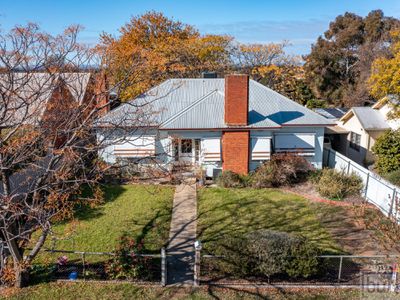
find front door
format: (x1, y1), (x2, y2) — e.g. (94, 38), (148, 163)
(180, 139), (193, 163)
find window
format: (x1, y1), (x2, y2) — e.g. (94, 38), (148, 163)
(181, 139), (192, 154)
(349, 132), (361, 151)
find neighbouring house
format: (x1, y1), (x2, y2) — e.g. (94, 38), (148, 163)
(0, 71), (108, 195)
(316, 96), (400, 166)
(0, 72), (108, 129)
(96, 74), (333, 177)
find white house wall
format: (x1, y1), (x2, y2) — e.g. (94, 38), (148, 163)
(340, 116), (369, 165)
(271, 127), (324, 169)
(98, 127), (325, 172)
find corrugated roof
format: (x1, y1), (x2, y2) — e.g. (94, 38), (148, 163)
(0, 72), (91, 127)
(98, 78), (333, 129)
(352, 107), (390, 130)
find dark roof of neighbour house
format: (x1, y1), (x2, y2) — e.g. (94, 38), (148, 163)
(341, 107), (390, 131)
(98, 79), (334, 129)
(314, 108), (349, 120)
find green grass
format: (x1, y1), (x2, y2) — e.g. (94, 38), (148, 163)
(197, 187), (341, 254)
(3, 282), (365, 300)
(36, 184), (174, 263)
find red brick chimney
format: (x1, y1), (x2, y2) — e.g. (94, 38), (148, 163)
(222, 74), (250, 174)
(94, 72), (109, 117)
(224, 74), (249, 126)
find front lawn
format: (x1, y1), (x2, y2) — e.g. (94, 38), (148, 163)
(36, 184), (174, 263)
(197, 187), (341, 254)
(2, 282), (364, 300)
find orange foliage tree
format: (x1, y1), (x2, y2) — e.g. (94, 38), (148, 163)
(100, 12), (233, 100)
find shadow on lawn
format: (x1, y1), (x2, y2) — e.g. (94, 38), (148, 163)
(197, 188), (343, 255)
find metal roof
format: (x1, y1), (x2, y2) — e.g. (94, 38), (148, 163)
(0, 72), (91, 127)
(98, 78), (334, 129)
(351, 107), (390, 131)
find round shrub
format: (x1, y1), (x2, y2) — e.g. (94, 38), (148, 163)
(216, 171), (247, 188)
(251, 154), (313, 188)
(213, 230), (321, 280)
(316, 168), (363, 200)
(246, 230), (321, 279)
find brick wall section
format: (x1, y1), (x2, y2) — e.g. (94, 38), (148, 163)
(94, 72), (109, 117)
(224, 74), (249, 125)
(222, 131), (249, 174)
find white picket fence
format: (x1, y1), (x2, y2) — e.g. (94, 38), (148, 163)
(323, 147), (399, 222)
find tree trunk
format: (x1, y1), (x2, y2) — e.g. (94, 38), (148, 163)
(14, 265), (30, 288)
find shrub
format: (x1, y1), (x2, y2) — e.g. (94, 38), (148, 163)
(216, 171), (248, 188)
(316, 168), (363, 200)
(384, 169), (400, 187)
(105, 233), (152, 280)
(372, 129), (400, 174)
(214, 230), (321, 280)
(246, 230), (321, 279)
(251, 154), (313, 188)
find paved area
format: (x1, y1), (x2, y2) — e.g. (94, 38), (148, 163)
(166, 183), (197, 285)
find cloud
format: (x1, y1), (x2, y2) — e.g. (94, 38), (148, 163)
(198, 19), (329, 54)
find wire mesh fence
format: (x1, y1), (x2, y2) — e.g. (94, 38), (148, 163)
(25, 248), (166, 284)
(199, 254), (400, 287)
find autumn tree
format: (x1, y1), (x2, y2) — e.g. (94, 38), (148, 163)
(100, 12), (233, 100)
(305, 10), (400, 106)
(232, 41), (292, 80)
(369, 30), (400, 119)
(0, 24), (154, 287)
(256, 65), (315, 105)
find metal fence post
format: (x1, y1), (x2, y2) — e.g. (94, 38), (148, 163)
(364, 173), (370, 199)
(389, 188), (397, 218)
(347, 160), (351, 174)
(161, 247), (166, 286)
(194, 248), (201, 286)
(338, 256), (343, 282)
(82, 252), (86, 280)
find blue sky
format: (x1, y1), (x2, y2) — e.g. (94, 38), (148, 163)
(1, 0), (399, 54)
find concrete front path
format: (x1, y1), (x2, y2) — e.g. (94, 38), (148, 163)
(166, 183), (197, 285)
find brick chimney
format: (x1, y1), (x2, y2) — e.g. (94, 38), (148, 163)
(94, 72), (109, 117)
(222, 74), (250, 174)
(224, 74), (249, 126)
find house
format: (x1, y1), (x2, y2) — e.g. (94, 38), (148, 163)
(0, 72), (107, 129)
(316, 96), (399, 166)
(0, 71), (107, 196)
(96, 74), (333, 176)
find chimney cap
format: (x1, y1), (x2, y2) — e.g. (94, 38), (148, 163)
(202, 71), (217, 79)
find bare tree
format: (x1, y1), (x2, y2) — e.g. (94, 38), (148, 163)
(232, 41), (298, 81)
(0, 24), (157, 287)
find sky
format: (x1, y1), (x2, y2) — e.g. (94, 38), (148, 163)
(1, 0), (400, 55)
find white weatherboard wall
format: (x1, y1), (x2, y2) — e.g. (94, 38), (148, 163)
(324, 147), (400, 223)
(250, 131), (273, 170)
(274, 127), (324, 169)
(201, 137), (221, 177)
(96, 129), (158, 164)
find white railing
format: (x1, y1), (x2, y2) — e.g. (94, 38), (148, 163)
(323, 147), (399, 222)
